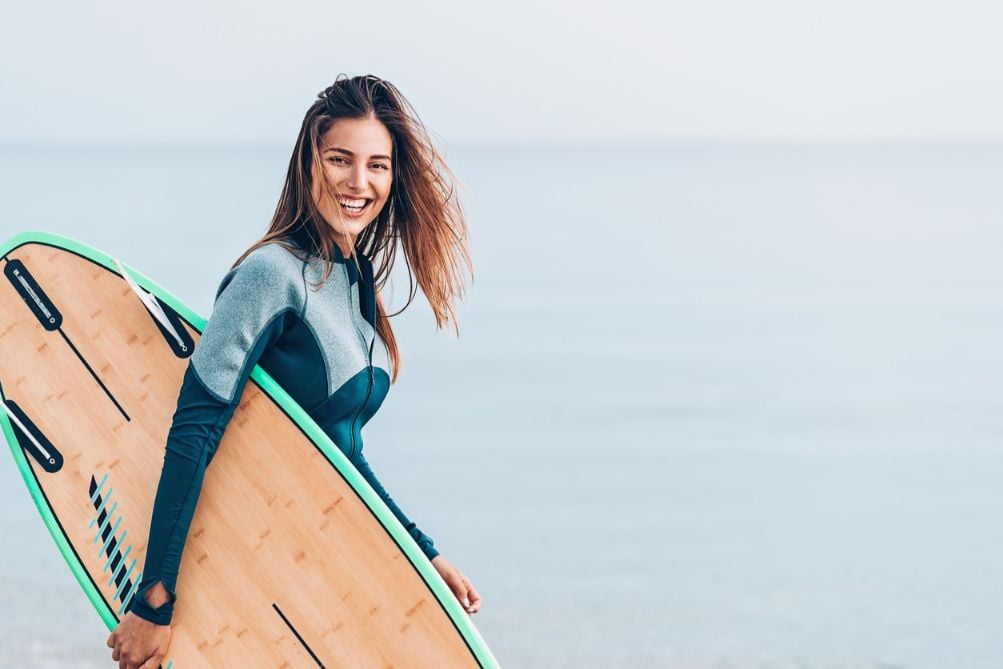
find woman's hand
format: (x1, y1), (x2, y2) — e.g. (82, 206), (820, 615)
(106, 612), (171, 669)
(431, 555), (482, 615)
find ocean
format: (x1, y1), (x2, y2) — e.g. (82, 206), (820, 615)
(0, 141), (1001, 668)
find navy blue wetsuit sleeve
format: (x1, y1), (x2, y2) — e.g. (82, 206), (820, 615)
(350, 450), (439, 561)
(127, 367), (236, 624)
(127, 251), (305, 625)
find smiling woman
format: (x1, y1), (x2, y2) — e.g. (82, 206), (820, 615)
(102, 74), (484, 669)
(313, 118), (395, 251)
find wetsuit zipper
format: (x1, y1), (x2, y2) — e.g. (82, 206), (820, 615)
(349, 340), (375, 459)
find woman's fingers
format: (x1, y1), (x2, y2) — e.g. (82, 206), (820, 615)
(111, 637), (141, 669)
(122, 649), (151, 669)
(449, 570), (469, 605)
(465, 581), (482, 614)
(458, 572), (482, 614)
(431, 557), (483, 615)
(107, 611), (172, 669)
(139, 654), (164, 669)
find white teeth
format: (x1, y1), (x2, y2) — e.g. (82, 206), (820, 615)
(338, 197), (367, 208)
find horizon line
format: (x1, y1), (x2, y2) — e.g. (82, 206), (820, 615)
(4, 136), (1003, 150)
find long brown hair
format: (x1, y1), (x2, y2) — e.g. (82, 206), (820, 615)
(234, 74), (471, 383)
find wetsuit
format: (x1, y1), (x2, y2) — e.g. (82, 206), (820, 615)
(127, 242), (438, 625)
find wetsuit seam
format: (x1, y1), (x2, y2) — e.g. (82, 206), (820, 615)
(223, 306), (300, 404)
(299, 317), (332, 404)
(188, 362), (229, 405)
(299, 262), (333, 399)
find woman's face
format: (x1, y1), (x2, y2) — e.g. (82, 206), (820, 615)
(312, 116), (394, 248)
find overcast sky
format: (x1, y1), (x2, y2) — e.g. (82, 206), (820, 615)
(3, 0), (1002, 144)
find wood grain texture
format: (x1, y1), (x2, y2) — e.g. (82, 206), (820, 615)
(0, 244), (480, 668)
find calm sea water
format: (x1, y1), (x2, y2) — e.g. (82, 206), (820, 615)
(0, 142), (1002, 668)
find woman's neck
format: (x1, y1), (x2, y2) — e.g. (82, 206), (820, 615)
(333, 240), (355, 261)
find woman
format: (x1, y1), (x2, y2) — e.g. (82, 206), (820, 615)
(107, 74), (481, 669)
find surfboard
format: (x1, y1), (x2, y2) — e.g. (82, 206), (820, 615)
(0, 231), (499, 668)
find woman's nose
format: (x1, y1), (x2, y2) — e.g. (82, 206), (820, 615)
(344, 164), (367, 191)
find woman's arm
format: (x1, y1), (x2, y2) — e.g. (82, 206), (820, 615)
(349, 451), (482, 615)
(129, 248), (306, 624)
(349, 448), (439, 560)
(108, 247), (306, 668)
(125, 365), (240, 623)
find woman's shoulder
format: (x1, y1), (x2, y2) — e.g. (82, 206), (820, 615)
(237, 241), (308, 276)
(215, 241), (307, 306)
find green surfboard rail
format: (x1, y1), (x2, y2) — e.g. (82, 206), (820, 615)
(0, 230), (499, 669)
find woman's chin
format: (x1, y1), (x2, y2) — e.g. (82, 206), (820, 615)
(326, 218), (374, 239)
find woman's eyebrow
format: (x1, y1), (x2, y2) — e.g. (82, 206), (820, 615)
(323, 146), (392, 161)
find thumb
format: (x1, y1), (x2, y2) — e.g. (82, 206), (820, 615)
(106, 631), (116, 648)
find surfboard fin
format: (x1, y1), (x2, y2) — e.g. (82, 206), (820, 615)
(3, 399), (63, 473)
(3, 259), (62, 331)
(113, 259), (194, 359)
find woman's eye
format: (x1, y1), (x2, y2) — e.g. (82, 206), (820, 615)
(372, 163), (389, 170)
(329, 156), (347, 164)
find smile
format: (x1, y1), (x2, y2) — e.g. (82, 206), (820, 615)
(337, 197), (371, 215)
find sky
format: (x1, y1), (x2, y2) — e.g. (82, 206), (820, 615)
(2, 0), (1003, 144)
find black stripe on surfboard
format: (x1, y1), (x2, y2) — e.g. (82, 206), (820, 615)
(88, 476), (137, 598)
(17, 438), (120, 622)
(56, 328), (130, 422)
(272, 603), (326, 668)
(6, 239), (485, 666)
(17, 449), (173, 669)
(12, 404), (174, 667)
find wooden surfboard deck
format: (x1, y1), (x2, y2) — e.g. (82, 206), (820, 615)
(0, 232), (498, 668)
